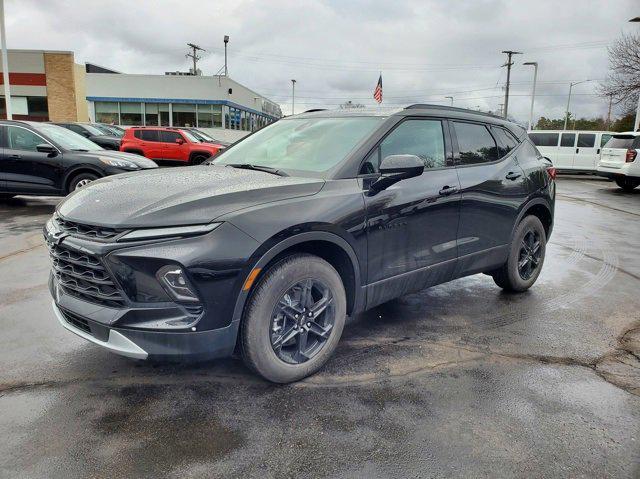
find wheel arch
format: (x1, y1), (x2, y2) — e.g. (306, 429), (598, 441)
(515, 198), (553, 240)
(231, 231), (364, 326)
(189, 150), (212, 162)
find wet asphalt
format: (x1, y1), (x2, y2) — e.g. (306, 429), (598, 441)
(0, 176), (639, 478)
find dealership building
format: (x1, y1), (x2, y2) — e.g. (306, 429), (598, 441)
(0, 49), (282, 140)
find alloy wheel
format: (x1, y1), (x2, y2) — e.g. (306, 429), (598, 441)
(270, 278), (335, 364)
(518, 230), (542, 280)
(75, 179), (93, 189)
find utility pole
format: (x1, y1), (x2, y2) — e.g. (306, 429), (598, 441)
(186, 43), (205, 75)
(523, 61), (538, 131)
(223, 35), (229, 76)
(445, 96), (453, 106)
(0, 0), (11, 120)
(501, 50), (522, 119)
(291, 79), (296, 115)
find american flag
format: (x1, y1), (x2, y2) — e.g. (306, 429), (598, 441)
(373, 74), (383, 103)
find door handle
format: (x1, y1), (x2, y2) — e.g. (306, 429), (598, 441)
(575, 148), (579, 154)
(596, 148), (600, 155)
(505, 171), (521, 180)
(438, 185), (458, 196)
(9, 154), (22, 159)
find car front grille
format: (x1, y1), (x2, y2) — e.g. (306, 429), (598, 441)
(48, 242), (126, 308)
(54, 215), (122, 241)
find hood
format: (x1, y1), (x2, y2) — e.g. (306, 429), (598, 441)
(77, 150), (158, 169)
(57, 165), (324, 228)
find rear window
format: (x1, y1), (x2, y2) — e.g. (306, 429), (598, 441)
(528, 133), (558, 147)
(577, 133), (595, 148)
(453, 122), (499, 165)
(604, 135), (637, 149)
(560, 133), (575, 147)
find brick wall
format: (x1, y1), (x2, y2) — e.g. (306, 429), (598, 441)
(43, 52), (78, 122)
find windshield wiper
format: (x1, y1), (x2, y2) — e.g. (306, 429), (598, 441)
(226, 163), (289, 177)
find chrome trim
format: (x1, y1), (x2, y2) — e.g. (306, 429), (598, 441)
(52, 301), (148, 359)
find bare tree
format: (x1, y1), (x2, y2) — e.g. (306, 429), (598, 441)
(598, 34), (640, 110)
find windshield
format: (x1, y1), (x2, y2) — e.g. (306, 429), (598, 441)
(181, 130), (200, 142)
(215, 117), (384, 175)
(82, 124), (105, 136)
(193, 129), (215, 141)
(35, 123), (103, 151)
(94, 124), (123, 137)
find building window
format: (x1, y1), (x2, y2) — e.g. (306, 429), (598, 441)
(27, 97), (48, 120)
(172, 103), (196, 127)
(213, 105), (222, 128)
(95, 101), (119, 124)
(144, 103), (159, 126)
(159, 104), (170, 126)
(197, 104), (213, 127)
(120, 102), (142, 125)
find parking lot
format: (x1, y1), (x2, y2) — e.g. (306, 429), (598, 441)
(0, 176), (638, 478)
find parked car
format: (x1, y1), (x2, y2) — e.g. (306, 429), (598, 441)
(178, 127), (231, 147)
(92, 123), (124, 138)
(596, 132), (640, 191)
(0, 120), (157, 199)
(528, 130), (614, 173)
(120, 127), (224, 164)
(54, 122), (122, 150)
(45, 105), (555, 383)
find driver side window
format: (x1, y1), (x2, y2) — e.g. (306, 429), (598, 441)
(6, 126), (45, 152)
(360, 119), (446, 174)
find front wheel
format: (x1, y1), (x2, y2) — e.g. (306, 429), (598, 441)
(240, 253), (346, 383)
(491, 215), (546, 292)
(68, 173), (98, 193)
(615, 177), (640, 192)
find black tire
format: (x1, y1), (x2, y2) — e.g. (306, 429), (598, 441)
(124, 149), (144, 156)
(614, 178), (640, 192)
(491, 215), (546, 292)
(240, 253), (347, 383)
(189, 154), (210, 165)
(67, 173), (99, 193)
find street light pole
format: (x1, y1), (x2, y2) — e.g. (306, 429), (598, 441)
(523, 61), (538, 131)
(445, 96), (453, 106)
(0, 0), (11, 120)
(563, 79), (592, 130)
(223, 35), (229, 76)
(291, 79), (296, 115)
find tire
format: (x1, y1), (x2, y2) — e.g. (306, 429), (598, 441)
(190, 154), (209, 165)
(240, 253), (347, 383)
(68, 173), (98, 193)
(491, 215), (546, 292)
(124, 149), (144, 156)
(614, 178), (640, 192)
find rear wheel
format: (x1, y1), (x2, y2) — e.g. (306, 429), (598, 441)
(189, 154), (209, 165)
(240, 253), (346, 383)
(491, 215), (546, 292)
(614, 177), (640, 192)
(68, 173), (98, 193)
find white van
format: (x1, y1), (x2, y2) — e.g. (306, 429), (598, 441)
(528, 130), (615, 173)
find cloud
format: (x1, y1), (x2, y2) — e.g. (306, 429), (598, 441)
(6, 0), (638, 123)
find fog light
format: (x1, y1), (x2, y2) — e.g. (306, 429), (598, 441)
(156, 265), (200, 303)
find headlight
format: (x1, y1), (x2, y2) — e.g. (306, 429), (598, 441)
(118, 222), (221, 242)
(99, 157), (139, 169)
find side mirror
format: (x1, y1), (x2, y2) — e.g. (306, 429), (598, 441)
(370, 154), (424, 192)
(175, 138), (185, 145)
(36, 143), (58, 156)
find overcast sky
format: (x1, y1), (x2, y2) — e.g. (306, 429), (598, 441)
(7, 0), (639, 124)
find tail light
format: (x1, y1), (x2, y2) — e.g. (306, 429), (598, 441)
(626, 149), (637, 163)
(546, 167), (557, 180)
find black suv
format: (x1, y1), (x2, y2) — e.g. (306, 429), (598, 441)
(0, 120), (157, 198)
(54, 122), (121, 150)
(45, 105), (555, 383)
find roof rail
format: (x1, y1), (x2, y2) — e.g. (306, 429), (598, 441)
(303, 109), (327, 113)
(404, 104), (503, 120)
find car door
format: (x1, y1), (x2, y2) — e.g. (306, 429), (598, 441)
(160, 130), (188, 161)
(2, 125), (62, 193)
(138, 129), (163, 160)
(573, 132), (597, 171)
(451, 121), (529, 275)
(362, 118), (461, 307)
(556, 132), (576, 169)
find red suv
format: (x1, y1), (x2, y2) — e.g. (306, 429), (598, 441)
(120, 127), (225, 164)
